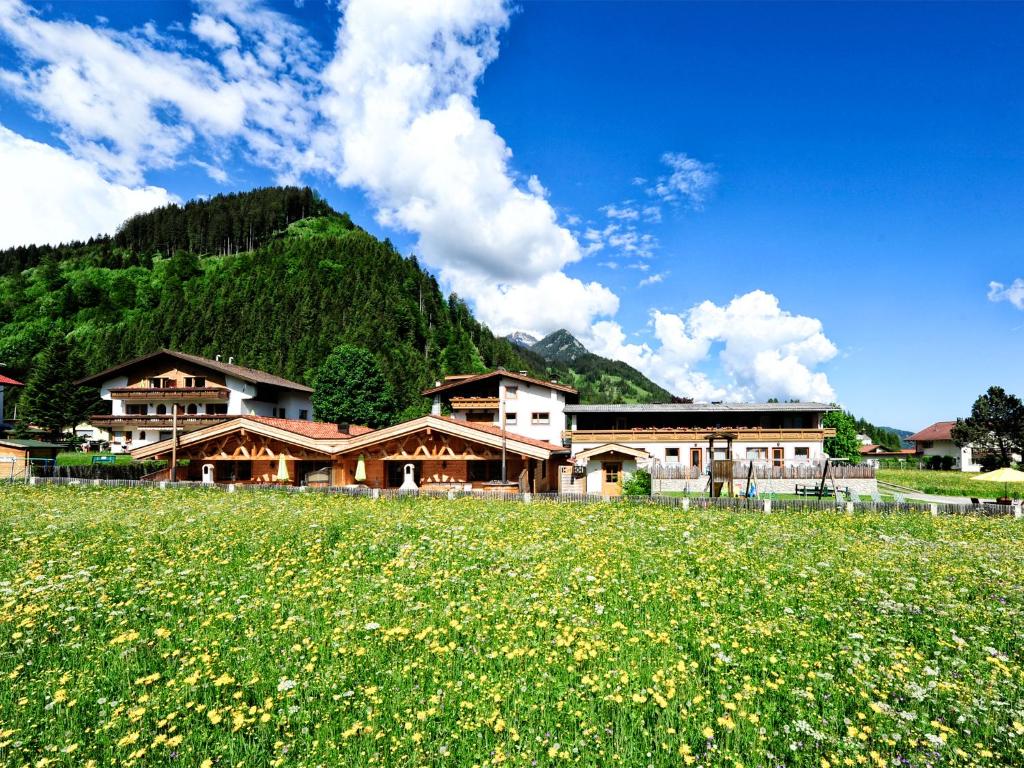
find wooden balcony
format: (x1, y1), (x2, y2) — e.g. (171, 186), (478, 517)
(450, 397), (499, 410)
(91, 414), (231, 429)
(565, 427), (837, 443)
(110, 387), (230, 402)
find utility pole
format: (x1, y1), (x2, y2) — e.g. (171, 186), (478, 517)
(170, 403), (178, 482)
(500, 390), (507, 484)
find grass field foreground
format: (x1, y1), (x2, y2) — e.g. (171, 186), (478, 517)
(878, 468), (1024, 499)
(1, 485), (1023, 767)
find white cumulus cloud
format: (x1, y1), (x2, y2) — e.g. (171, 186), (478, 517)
(584, 290), (837, 403)
(313, 0), (617, 334)
(987, 279), (1024, 310)
(0, 124), (177, 248)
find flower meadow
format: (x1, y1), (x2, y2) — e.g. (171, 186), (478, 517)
(1, 486), (1023, 768)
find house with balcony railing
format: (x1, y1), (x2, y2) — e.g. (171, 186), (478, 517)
(562, 401), (860, 495)
(76, 349), (313, 453)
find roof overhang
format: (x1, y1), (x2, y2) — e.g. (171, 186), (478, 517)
(132, 415), (563, 463)
(573, 443), (651, 462)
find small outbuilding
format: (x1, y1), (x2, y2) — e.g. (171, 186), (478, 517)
(0, 438), (62, 479)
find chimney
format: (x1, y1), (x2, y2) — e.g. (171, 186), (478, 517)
(228, 356), (235, 365)
(336, 420), (350, 434)
(215, 354), (221, 362)
(518, 370), (528, 376)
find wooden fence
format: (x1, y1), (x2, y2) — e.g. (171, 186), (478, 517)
(650, 461), (876, 480)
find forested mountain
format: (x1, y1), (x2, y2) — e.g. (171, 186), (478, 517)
(508, 328), (675, 404)
(0, 187), (673, 421)
(849, 414), (910, 450)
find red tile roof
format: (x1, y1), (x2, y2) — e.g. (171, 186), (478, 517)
(907, 421), (956, 443)
(0, 374), (23, 386)
(433, 415), (567, 452)
(422, 370), (578, 396)
(244, 416), (374, 439)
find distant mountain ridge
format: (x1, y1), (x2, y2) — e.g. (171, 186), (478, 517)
(506, 328), (674, 404)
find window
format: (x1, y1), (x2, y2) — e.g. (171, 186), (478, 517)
(158, 431), (172, 441)
(614, 417), (627, 430)
(468, 460), (503, 482)
(156, 404), (167, 415)
(690, 448), (703, 468)
(505, 385), (518, 399)
(467, 411), (494, 423)
(138, 431), (146, 441)
(125, 404), (148, 415)
(206, 403), (228, 415)
(148, 377), (173, 388)
(185, 403), (198, 415)
(794, 447), (810, 459)
(531, 412), (550, 425)
(746, 447), (768, 460)
(604, 462), (621, 484)
(273, 407), (287, 419)
(184, 376), (206, 388)
(299, 409), (308, 421)
(665, 447), (680, 461)
(505, 412), (517, 425)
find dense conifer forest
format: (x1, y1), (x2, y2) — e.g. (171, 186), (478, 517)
(0, 187), (673, 419)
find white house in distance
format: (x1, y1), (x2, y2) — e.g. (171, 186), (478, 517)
(563, 402), (838, 495)
(906, 421), (980, 472)
(423, 369), (577, 447)
(76, 349), (314, 453)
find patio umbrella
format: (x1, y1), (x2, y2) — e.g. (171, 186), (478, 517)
(354, 454), (367, 484)
(972, 466), (1024, 500)
(276, 454), (290, 482)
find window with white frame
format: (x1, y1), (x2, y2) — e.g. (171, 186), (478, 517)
(665, 447), (680, 461)
(505, 412), (517, 425)
(746, 447), (768, 460)
(531, 412), (550, 425)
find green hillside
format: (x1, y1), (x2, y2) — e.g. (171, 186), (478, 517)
(0, 186), (672, 419)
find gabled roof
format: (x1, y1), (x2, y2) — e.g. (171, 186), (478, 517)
(131, 414), (567, 462)
(422, 370), (578, 397)
(565, 402), (835, 414)
(244, 416), (374, 439)
(0, 374), (23, 386)
(573, 443), (651, 462)
(907, 421), (956, 442)
(75, 349), (312, 393)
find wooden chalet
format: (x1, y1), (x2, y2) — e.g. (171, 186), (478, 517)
(130, 415), (566, 492)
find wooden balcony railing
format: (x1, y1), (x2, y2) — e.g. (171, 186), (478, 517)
(91, 414), (231, 428)
(109, 387), (230, 401)
(450, 397), (499, 410)
(565, 427), (836, 443)
(651, 461), (875, 480)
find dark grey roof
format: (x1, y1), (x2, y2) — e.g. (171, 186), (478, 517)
(75, 349), (313, 393)
(565, 402), (836, 414)
(0, 439), (64, 449)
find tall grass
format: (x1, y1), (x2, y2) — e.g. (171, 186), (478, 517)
(1, 485), (1021, 767)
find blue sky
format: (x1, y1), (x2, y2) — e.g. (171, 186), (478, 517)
(0, 1), (1021, 429)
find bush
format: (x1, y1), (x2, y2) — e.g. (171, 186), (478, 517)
(940, 455), (955, 471)
(622, 468), (651, 497)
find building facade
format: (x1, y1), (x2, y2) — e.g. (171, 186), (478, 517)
(0, 373), (23, 434)
(564, 402), (838, 495)
(131, 414), (566, 492)
(907, 421), (980, 472)
(77, 349), (313, 453)
(423, 370), (577, 447)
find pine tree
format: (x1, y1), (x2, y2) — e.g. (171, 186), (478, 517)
(17, 335), (95, 439)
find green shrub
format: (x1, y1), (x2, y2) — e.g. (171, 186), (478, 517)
(622, 467), (652, 496)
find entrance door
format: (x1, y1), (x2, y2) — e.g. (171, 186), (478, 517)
(690, 447), (703, 472)
(602, 462), (622, 497)
(771, 447), (784, 469)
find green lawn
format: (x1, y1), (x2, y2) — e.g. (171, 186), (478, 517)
(56, 451), (133, 466)
(879, 468), (1024, 499)
(1, 485), (1022, 767)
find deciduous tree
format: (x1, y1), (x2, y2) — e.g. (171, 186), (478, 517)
(951, 386), (1024, 470)
(312, 344), (397, 428)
